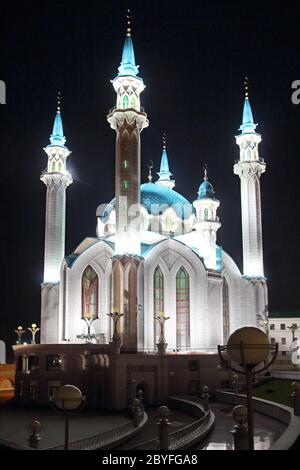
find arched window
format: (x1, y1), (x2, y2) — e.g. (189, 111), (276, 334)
(131, 95), (136, 109)
(50, 160), (56, 172)
(204, 208), (209, 220)
(154, 267), (164, 346)
(82, 266), (99, 318)
(58, 161), (63, 173)
(176, 267), (190, 350)
(123, 95), (129, 109)
(223, 278), (230, 343)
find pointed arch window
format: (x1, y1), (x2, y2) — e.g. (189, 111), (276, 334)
(176, 267), (190, 350)
(223, 278), (230, 343)
(131, 95), (136, 109)
(204, 208), (209, 220)
(82, 266), (99, 318)
(154, 267), (164, 346)
(50, 160), (56, 172)
(123, 95), (129, 109)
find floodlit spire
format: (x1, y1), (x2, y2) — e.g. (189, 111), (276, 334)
(157, 133), (172, 181)
(118, 10), (139, 77)
(156, 134), (175, 189)
(50, 92), (66, 146)
(239, 78), (257, 134)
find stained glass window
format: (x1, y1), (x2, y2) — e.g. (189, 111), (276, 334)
(82, 266), (99, 318)
(176, 266), (190, 349)
(123, 95), (129, 109)
(154, 267), (164, 346)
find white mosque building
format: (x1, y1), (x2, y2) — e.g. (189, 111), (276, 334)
(39, 24), (268, 356)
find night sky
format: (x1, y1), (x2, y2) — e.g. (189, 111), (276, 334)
(1, 0), (300, 361)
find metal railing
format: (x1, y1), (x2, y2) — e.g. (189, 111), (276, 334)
(130, 400), (212, 450)
(48, 417), (143, 450)
(169, 410), (211, 449)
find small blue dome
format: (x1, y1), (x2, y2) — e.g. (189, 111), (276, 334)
(101, 183), (194, 220)
(198, 180), (215, 199)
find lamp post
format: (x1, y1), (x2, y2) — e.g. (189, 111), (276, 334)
(15, 326), (26, 345)
(27, 323), (40, 344)
(218, 327), (278, 450)
(50, 385), (85, 450)
(155, 311), (170, 355)
(107, 308), (124, 342)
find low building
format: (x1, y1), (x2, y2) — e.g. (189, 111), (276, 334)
(13, 344), (231, 409)
(269, 311), (300, 367)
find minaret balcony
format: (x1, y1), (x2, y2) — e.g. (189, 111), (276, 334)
(107, 108), (149, 131)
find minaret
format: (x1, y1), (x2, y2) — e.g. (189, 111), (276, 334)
(156, 133), (175, 189)
(193, 166), (221, 270)
(107, 11), (149, 255)
(41, 94), (72, 283)
(234, 79), (266, 277)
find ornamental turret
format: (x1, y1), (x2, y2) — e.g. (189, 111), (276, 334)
(234, 79), (266, 277)
(193, 166), (221, 270)
(107, 11), (149, 256)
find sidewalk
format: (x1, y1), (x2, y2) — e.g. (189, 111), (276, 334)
(0, 403), (131, 449)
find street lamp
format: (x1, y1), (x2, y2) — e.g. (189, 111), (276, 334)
(14, 326), (26, 344)
(28, 323), (40, 344)
(50, 385), (85, 450)
(218, 327), (278, 450)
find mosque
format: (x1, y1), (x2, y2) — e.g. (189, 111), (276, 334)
(13, 20), (268, 409)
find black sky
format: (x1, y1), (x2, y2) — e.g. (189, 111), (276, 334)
(1, 0), (300, 360)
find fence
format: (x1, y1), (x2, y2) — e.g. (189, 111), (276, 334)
(130, 397), (214, 450)
(47, 412), (147, 450)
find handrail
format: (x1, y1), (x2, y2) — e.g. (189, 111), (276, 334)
(169, 410), (211, 449)
(130, 397), (214, 450)
(47, 412), (147, 450)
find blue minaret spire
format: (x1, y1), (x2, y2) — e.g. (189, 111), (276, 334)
(118, 10), (139, 77)
(156, 133), (175, 189)
(239, 77), (257, 134)
(50, 92), (66, 147)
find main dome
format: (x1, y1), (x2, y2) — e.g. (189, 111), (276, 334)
(101, 182), (194, 221)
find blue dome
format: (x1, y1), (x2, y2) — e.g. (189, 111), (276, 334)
(101, 183), (194, 220)
(140, 183), (193, 218)
(198, 180), (215, 199)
